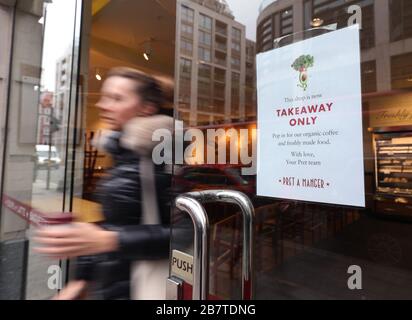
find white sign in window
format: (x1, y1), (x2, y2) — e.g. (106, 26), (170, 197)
(257, 26), (365, 207)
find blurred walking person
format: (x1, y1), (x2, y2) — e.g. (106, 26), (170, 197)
(34, 67), (174, 300)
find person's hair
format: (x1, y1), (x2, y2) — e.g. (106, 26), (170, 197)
(106, 67), (174, 115)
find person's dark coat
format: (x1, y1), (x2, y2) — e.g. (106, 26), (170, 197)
(75, 115), (174, 300)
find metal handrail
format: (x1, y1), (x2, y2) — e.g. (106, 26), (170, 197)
(186, 190), (255, 300)
(174, 195), (210, 300)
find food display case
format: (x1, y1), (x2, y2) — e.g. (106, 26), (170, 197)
(372, 127), (412, 219)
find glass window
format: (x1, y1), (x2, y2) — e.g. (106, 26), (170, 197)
(215, 35), (227, 51)
(199, 47), (211, 62)
(214, 68), (226, 82)
(262, 16), (272, 29)
(280, 7), (293, 36)
(198, 79), (212, 97)
(304, 0), (313, 29)
(390, 0), (412, 41)
(216, 20), (227, 36)
(5, 0), (412, 303)
(170, 0), (412, 302)
(231, 56), (241, 70)
(180, 58), (192, 78)
(262, 33), (272, 44)
(0, 0), (81, 300)
(181, 23), (193, 37)
(200, 13), (212, 31)
(180, 38), (193, 55)
(199, 30), (212, 46)
(232, 27), (241, 42)
(198, 97), (213, 112)
(181, 5), (194, 24)
(215, 51), (227, 66)
(231, 41), (241, 52)
(214, 82), (225, 99)
(361, 61), (377, 93)
(391, 52), (412, 89)
(199, 63), (212, 79)
(231, 72), (240, 115)
(306, 0), (375, 49)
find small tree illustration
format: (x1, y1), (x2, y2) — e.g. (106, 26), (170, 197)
(291, 55), (314, 91)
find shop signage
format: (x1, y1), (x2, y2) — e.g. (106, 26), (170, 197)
(257, 25), (365, 207)
(368, 93), (412, 128)
(171, 250), (194, 285)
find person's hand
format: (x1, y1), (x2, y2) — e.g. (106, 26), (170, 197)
(33, 223), (119, 259)
(52, 280), (88, 300)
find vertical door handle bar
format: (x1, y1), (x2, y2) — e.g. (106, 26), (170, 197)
(174, 195), (210, 300)
(186, 190), (255, 300)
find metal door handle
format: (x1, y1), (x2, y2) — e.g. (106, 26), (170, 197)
(173, 195), (210, 300)
(186, 190), (255, 300)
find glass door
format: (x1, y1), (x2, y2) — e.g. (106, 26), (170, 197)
(0, 0), (82, 300)
(169, 0), (412, 300)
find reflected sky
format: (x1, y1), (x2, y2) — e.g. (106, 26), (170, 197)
(226, 0), (260, 41)
(41, 0), (77, 91)
(41, 0), (263, 91)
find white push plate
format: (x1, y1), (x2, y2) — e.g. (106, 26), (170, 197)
(171, 250), (194, 285)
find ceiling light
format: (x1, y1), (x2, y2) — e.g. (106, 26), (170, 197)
(311, 18), (324, 27)
(95, 68), (102, 81)
(38, 16), (44, 24)
(407, 78), (412, 82)
(142, 39), (154, 61)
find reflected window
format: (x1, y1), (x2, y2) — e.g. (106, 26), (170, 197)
(216, 20), (227, 36)
(231, 72), (240, 116)
(361, 61), (377, 93)
(215, 50), (227, 66)
(391, 52), (412, 90)
(199, 47), (211, 62)
(179, 58), (191, 107)
(180, 38), (193, 55)
(280, 7), (293, 36)
(181, 5), (194, 24)
(214, 67), (226, 82)
(232, 27), (241, 42)
(180, 57), (192, 77)
(306, 0), (375, 49)
(231, 27), (241, 54)
(257, 7), (293, 52)
(231, 56), (240, 70)
(199, 30), (212, 46)
(200, 13), (212, 31)
(181, 24), (194, 38)
(199, 63), (212, 79)
(390, 0), (412, 42)
(215, 34), (227, 51)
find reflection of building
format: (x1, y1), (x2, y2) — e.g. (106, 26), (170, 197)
(37, 91), (54, 145)
(176, 0), (256, 126)
(257, 0), (412, 93)
(257, 0), (412, 217)
(245, 39), (257, 119)
(54, 50), (73, 146)
(36, 50), (72, 146)
(0, 0), (46, 300)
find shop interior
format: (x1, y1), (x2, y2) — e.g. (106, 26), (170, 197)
(78, 0), (176, 208)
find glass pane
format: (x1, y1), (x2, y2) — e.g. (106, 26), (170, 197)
(68, 0), (176, 300)
(170, 0), (412, 301)
(0, 0), (81, 300)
